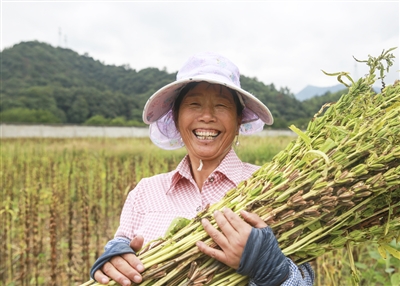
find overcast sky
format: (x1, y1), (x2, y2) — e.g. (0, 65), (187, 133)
(1, 0), (399, 94)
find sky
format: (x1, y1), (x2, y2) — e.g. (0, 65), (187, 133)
(1, 0), (399, 94)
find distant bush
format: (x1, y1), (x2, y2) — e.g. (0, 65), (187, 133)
(83, 115), (110, 126)
(109, 116), (127, 126)
(84, 115), (146, 127)
(0, 108), (61, 123)
(126, 119), (147, 127)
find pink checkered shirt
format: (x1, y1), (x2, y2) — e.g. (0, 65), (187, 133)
(107, 149), (314, 285)
(115, 148), (259, 245)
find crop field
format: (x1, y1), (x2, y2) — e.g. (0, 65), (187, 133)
(1, 137), (399, 286)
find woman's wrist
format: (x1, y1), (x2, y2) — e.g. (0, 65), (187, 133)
(237, 227), (290, 286)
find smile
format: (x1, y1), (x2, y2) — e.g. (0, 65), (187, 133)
(193, 129), (220, 140)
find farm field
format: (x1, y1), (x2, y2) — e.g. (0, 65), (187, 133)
(1, 137), (398, 286)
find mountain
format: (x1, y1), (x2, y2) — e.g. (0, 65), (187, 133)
(0, 40), (349, 129)
(295, 83), (383, 101)
(295, 84), (346, 101)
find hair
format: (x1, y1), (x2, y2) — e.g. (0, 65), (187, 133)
(172, 82), (244, 129)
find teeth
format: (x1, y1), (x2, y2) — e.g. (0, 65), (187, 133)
(195, 131), (218, 136)
(194, 130), (219, 140)
(197, 136), (215, 140)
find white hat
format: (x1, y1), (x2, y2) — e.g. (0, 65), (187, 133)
(143, 52), (274, 150)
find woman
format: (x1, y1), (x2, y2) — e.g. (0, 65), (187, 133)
(91, 52), (314, 286)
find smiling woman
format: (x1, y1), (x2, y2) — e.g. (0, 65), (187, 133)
(89, 52), (314, 286)
(174, 82), (242, 176)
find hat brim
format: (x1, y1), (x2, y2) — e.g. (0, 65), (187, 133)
(142, 74), (274, 125)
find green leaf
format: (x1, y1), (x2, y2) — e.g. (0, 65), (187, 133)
(317, 137), (337, 153)
(307, 220), (322, 231)
(383, 244), (400, 259)
(164, 217), (191, 238)
(391, 273), (400, 286)
(354, 262), (367, 269)
(289, 125), (311, 148)
(378, 244), (387, 259)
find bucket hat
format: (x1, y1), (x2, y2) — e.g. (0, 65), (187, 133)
(143, 52), (274, 150)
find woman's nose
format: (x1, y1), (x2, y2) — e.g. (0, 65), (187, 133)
(198, 105), (216, 122)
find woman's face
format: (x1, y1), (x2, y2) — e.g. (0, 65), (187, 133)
(177, 82), (242, 163)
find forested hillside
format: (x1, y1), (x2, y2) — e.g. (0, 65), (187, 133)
(1, 41), (346, 129)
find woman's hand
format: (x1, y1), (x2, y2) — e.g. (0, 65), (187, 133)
(94, 235), (145, 286)
(196, 207), (267, 269)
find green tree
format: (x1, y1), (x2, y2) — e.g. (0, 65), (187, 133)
(0, 108), (61, 123)
(67, 96), (89, 123)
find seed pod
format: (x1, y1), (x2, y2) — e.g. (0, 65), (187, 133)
(278, 221), (295, 233)
(338, 191), (355, 201)
(278, 210), (296, 221)
(303, 207), (321, 218)
(355, 191), (373, 198)
(366, 172), (383, 185)
(321, 200), (338, 208)
(350, 181), (369, 192)
(336, 187), (348, 196)
(319, 187), (334, 196)
(349, 164), (368, 176)
(288, 229), (303, 240)
(340, 201), (356, 207)
(334, 177), (355, 184)
(320, 195), (337, 203)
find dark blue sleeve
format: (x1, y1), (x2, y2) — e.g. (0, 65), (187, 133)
(237, 226), (290, 286)
(90, 242), (136, 280)
(249, 260), (315, 286)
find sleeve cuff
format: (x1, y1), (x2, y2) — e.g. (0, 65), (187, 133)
(280, 260), (315, 286)
(249, 260), (314, 286)
(90, 241), (136, 280)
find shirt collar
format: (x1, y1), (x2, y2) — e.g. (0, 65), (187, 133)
(166, 155), (192, 194)
(213, 149), (246, 186)
(166, 148), (245, 194)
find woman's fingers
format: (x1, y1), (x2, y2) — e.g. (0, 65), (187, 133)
(96, 260), (132, 286)
(221, 207), (252, 234)
(96, 254), (143, 286)
(197, 217), (229, 263)
(200, 217), (229, 251)
(197, 208), (253, 269)
(93, 269), (111, 285)
(240, 210), (268, 228)
(121, 252), (145, 273)
(196, 239), (226, 261)
(211, 210), (233, 247)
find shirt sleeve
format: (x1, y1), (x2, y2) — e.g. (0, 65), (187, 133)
(114, 189), (138, 239)
(249, 260), (314, 286)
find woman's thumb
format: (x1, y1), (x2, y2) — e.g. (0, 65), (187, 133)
(130, 235), (144, 252)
